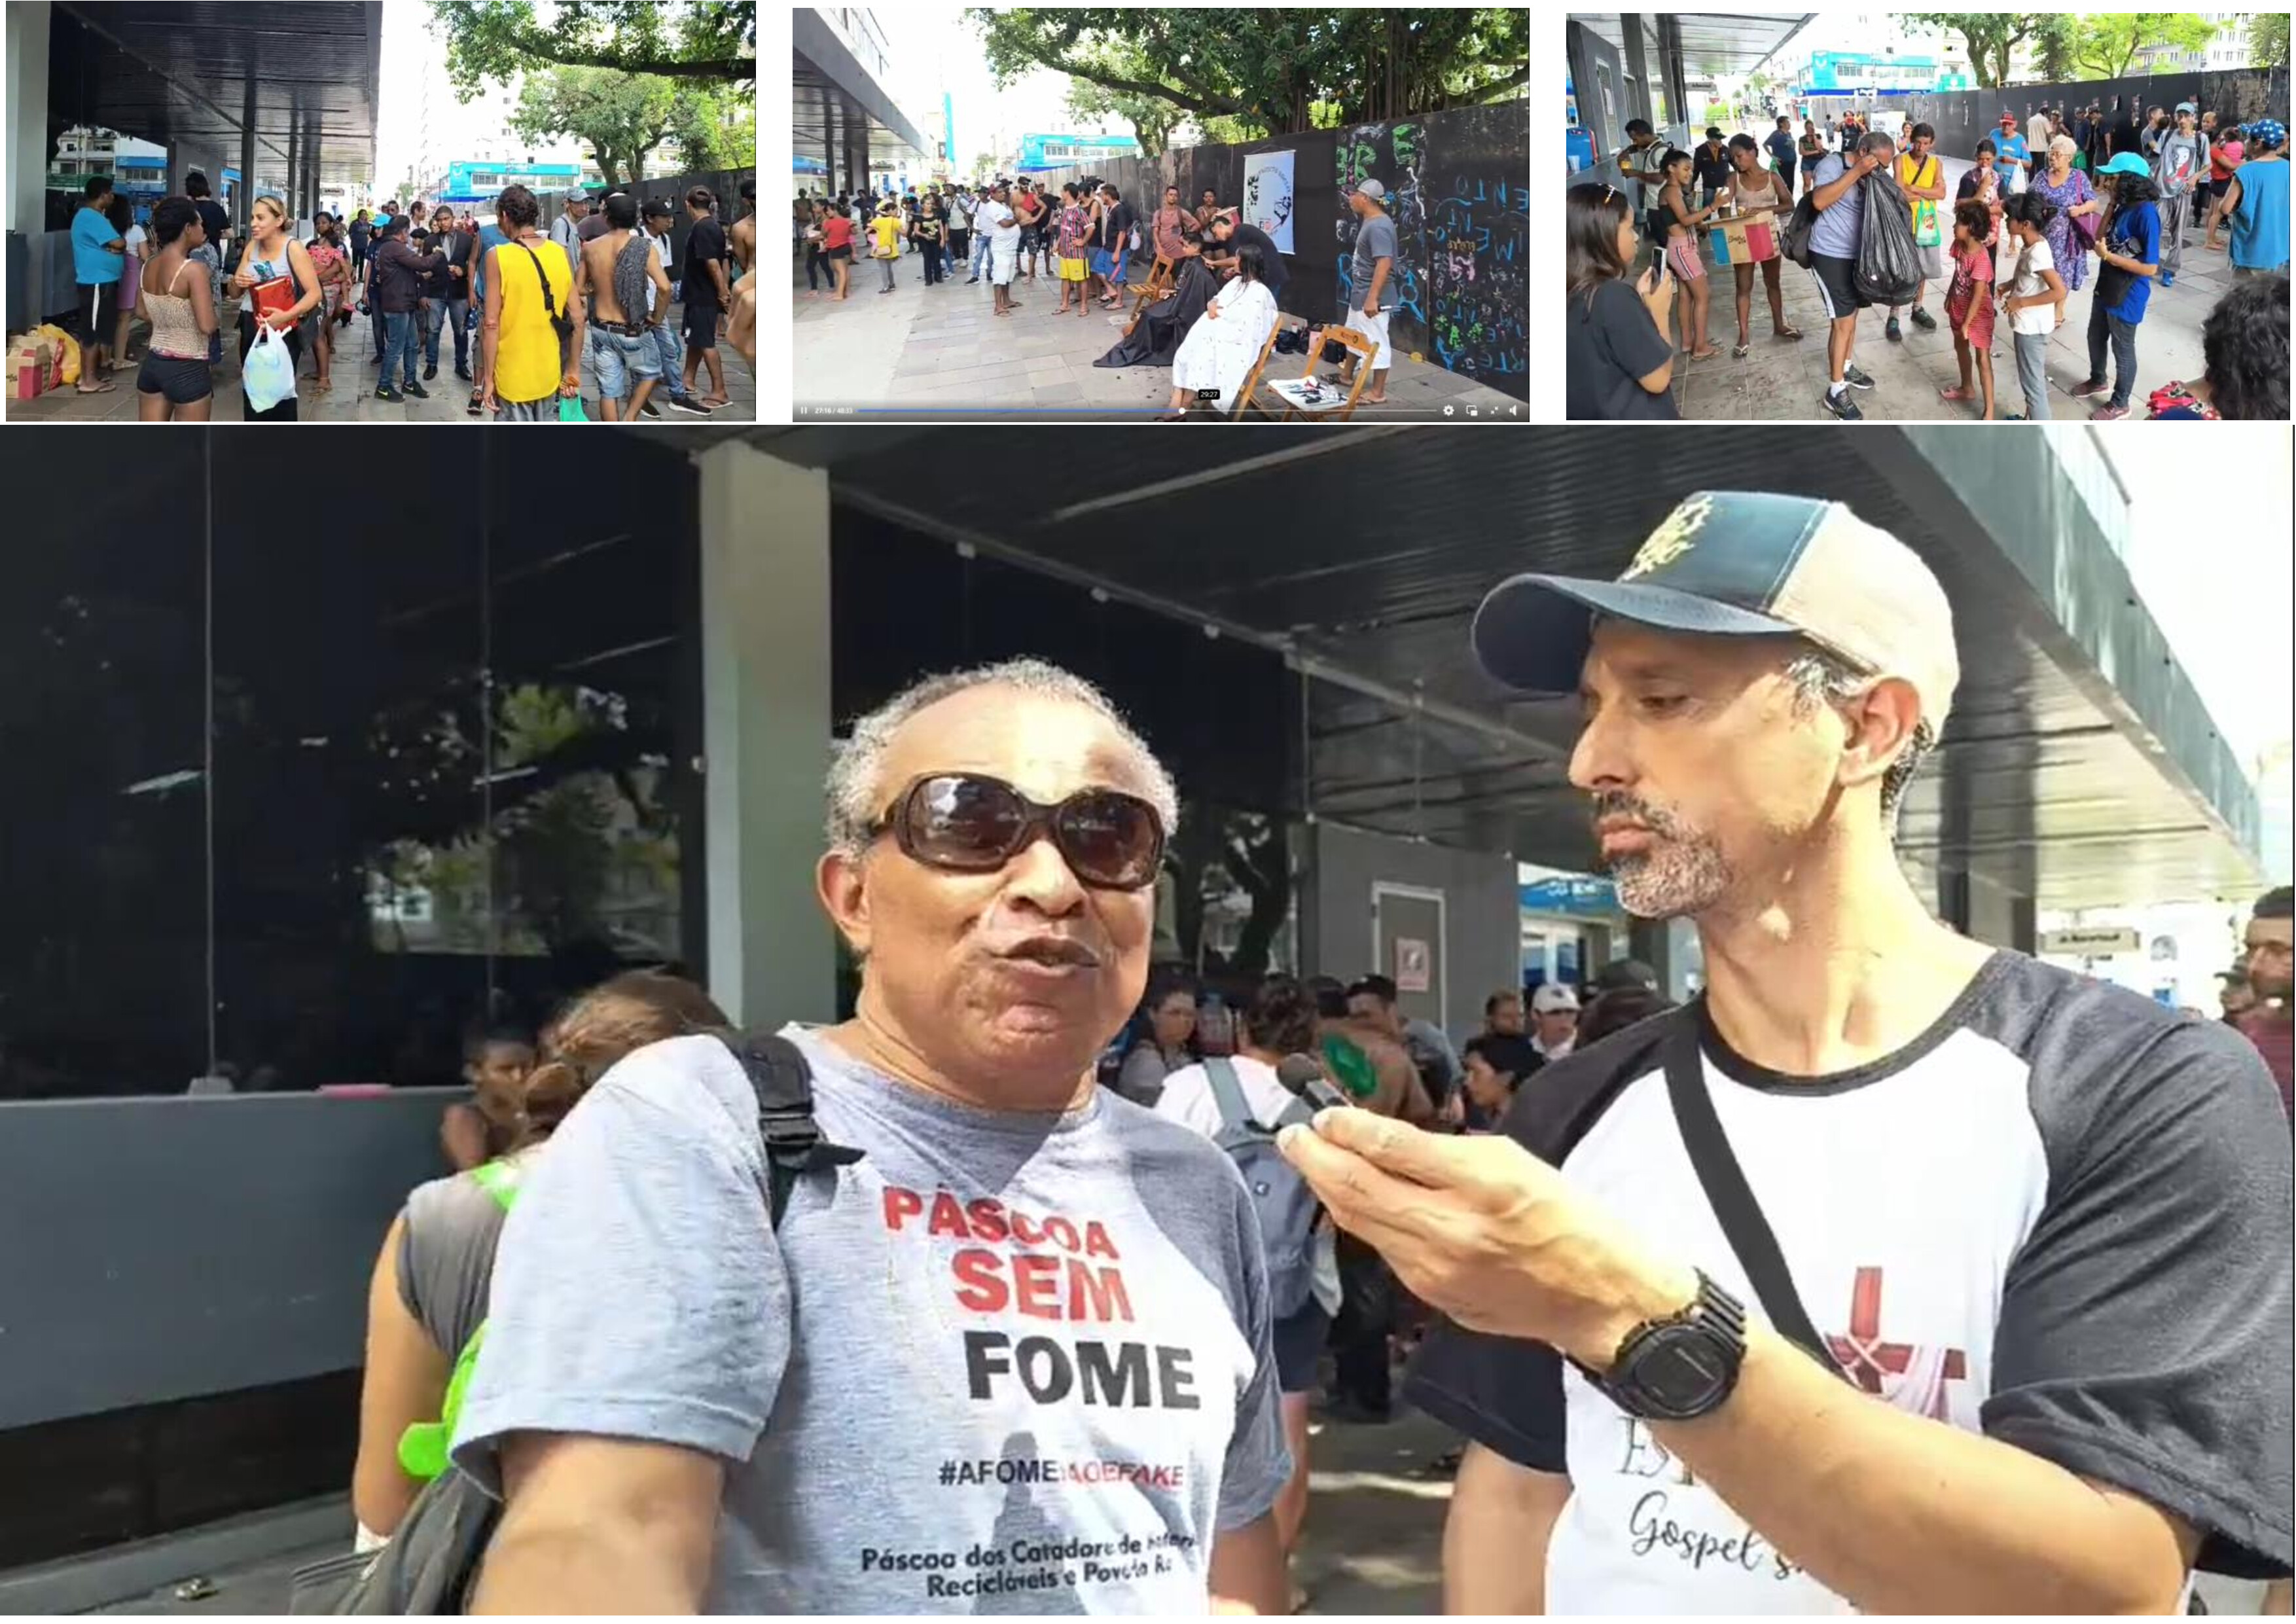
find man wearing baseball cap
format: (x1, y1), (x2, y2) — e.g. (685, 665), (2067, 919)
(548, 189), (588, 281)
(1338, 180), (1397, 405)
(1528, 983), (1580, 1062)
(1275, 492), (2293, 1614)
(1993, 110), (2033, 190)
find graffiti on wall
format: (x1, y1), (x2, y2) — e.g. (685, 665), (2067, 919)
(1427, 169), (1527, 388)
(1336, 122), (1428, 360)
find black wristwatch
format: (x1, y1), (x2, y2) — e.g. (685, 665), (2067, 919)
(1577, 1270), (1748, 1421)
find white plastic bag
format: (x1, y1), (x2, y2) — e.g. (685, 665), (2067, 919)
(242, 321), (296, 414)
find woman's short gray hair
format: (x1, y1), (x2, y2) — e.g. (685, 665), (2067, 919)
(824, 657), (1181, 860)
(1784, 647), (1936, 832)
(2048, 133), (2080, 160)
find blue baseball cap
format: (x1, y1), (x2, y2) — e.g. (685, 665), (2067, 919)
(1471, 491), (1961, 732)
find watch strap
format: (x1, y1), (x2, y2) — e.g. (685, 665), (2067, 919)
(1582, 1269), (1748, 1419)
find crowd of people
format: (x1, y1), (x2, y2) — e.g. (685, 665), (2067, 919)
(323, 499), (2290, 1617)
(1566, 98), (2289, 422)
(75, 173), (757, 422)
(797, 170), (1397, 418)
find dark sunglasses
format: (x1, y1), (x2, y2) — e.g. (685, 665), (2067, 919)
(872, 773), (1165, 891)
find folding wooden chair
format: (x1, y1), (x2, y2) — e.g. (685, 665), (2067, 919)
(1228, 317), (1292, 420)
(1250, 322), (1376, 422)
(1125, 253), (1177, 327)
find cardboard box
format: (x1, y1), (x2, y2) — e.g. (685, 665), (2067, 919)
(1709, 215), (1778, 266)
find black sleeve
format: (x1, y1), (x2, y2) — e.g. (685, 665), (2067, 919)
(1596, 278), (1672, 386)
(1401, 1013), (1681, 1474)
(1983, 1011), (2293, 1579)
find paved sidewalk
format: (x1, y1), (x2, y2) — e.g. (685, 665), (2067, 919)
(795, 255), (1524, 422)
(6, 301), (755, 424)
(1668, 154), (2233, 422)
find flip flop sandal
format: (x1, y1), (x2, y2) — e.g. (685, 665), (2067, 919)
(1732, 342), (1749, 357)
(1775, 323), (1803, 340)
(75, 380), (117, 394)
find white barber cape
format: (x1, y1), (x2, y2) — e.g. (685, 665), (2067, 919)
(1171, 274), (1277, 412)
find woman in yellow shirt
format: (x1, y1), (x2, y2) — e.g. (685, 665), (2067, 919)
(869, 201), (903, 295)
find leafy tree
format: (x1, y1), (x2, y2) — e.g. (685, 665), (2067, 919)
(429, 0), (754, 94)
(972, 151), (999, 180)
(509, 67), (710, 186)
(1903, 12), (2057, 87)
(2073, 12), (2215, 80)
(1061, 41), (1183, 158)
(970, 9), (1526, 135)
(2252, 10), (2289, 71)
(2034, 14), (2079, 81)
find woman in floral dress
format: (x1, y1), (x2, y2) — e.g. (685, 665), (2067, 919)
(2029, 134), (2104, 298)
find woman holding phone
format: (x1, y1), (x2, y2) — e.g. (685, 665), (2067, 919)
(229, 194), (320, 421)
(1565, 183), (1678, 419)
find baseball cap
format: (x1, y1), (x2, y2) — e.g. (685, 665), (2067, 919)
(562, 189), (586, 204)
(1471, 490), (1960, 735)
(2175, 101), (2197, 115)
(1357, 179), (1388, 202)
(1591, 958), (1660, 994)
(2098, 152), (2153, 179)
(1531, 983), (1581, 1015)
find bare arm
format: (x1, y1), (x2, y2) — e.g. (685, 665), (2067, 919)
(478, 246), (502, 403)
(469, 1433), (723, 1613)
(351, 1216), (450, 1540)
(708, 248), (731, 304)
(440, 1102), (490, 1172)
(187, 259), (219, 338)
(1206, 1513), (1287, 1614)
(1442, 1445), (1566, 1614)
(278, 240), (322, 323)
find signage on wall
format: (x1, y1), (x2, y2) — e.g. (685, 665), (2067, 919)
(1394, 937), (1432, 994)
(2039, 926), (2142, 956)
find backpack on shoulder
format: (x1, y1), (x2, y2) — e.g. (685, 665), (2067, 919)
(1202, 1057), (1321, 1319)
(289, 1032), (861, 1615)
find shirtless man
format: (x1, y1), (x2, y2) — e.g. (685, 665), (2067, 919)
(729, 178), (757, 277)
(572, 192), (673, 422)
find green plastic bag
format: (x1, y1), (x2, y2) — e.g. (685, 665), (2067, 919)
(557, 393), (588, 423)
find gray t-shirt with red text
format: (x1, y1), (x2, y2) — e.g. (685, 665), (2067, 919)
(452, 1028), (1288, 1613)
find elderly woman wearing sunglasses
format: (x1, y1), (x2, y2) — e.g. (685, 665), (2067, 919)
(444, 656), (1294, 1619)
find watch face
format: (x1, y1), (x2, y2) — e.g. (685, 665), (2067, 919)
(1638, 1327), (1736, 1414)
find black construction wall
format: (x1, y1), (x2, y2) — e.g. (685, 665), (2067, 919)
(540, 166), (757, 273)
(1801, 67), (2287, 145)
(1035, 99), (1529, 401)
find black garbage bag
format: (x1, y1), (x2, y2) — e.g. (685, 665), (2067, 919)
(1095, 257), (1219, 369)
(1856, 169), (1924, 305)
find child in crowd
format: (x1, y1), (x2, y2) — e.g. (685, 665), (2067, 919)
(1997, 192), (2068, 421)
(1655, 148), (1730, 362)
(1939, 200), (1998, 420)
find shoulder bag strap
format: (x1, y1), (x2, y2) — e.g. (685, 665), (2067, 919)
(1662, 1013), (1846, 1379)
(1203, 1056), (1253, 1133)
(717, 1031), (865, 1229)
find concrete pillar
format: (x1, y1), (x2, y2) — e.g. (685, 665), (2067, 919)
(285, 112), (299, 223)
(6, 0), (54, 327)
(697, 442), (837, 1028)
(238, 79), (257, 228)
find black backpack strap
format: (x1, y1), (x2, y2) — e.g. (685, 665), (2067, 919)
(1662, 1013), (1846, 1380)
(715, 1031), (865, 1229)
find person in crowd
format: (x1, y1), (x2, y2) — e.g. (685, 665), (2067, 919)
(548, 189), (588, 273)
(1719, 134), (1799, 359)
(1996, 192), (2066, 422)
(1160, 240), (1278, 420)
(109, 194), (146, 368)
(800, 199), (827, 297)
(1993, 110), (2033, 191)
(2028, 134), (2101, 307)
(304, 211), (352, 392)
(910, 193), (947, 291)
(2080, 106), (2109, 173)
(2147, 273), (2289, 420)
(354, 976), (723, 1551)
(730, 177), (757, 279)
(1153, 973), (1338, 1605)
(1797, 118), (1827, 200)
(1564, 182), (1676, 420)
(183, 170), (231, 368)
(1115, 976), (1200, 1104)
(2235, 886), (2293, 1118)
(1310, 977), (1435, 1128)
(981, 181), (1022, 317)
(1050, 182), (1092, 316)
(942, 184), (973, 282)
(1882, 122), (1948, 343)
(1807, 130), (1893, 420)
(1333, 179), (1399, 406)
(866, 197), (902, 295)
(1590, 958), (1660, 998)
(1196, 187), (1224, 247)
(1348, 974), (1462, 1111)
(440, 1024), (538, 1172)
(69, 175), (126, 393)
(1482, 989), (1527, 1041)
(366, 210), (443, 405)
(1604, 117), (1670, 227)
(2072, 153), (2162, 420)
(679, 188), (734, 407)
(1150, 183), (1200, 271)
(2219, 118), (2289, 279)
(1283, 491), (2294, 1617)
(818, 195), (855, 301)
(349, 206), (372, 277)
(1765, 114), (1799, 198)
(2202, 123), (2245, 251)
(2109, 101), (2145, 161)
(2153, 105), (2206, 287)
(133, 195), (218, 422)
(2028, 105), (2054, 164)
(228, 194), (321, 422)
(452, 659), (1289, 1614)
(477, 183), (583, 422)
(637, 198), (711, 418)
(573, 190), (670, 424)
(1653, 147), (1729, 365)
(1527, 983), (1579, 1063)
(2142, 105), (2170, 162)
(1935, 199), (1998, 420)
(1452, 1033), (1543, 1133)
(1016, 179), (1051, 281)
(422, 204), (475, 384)
(462, 208), (512, 414)
(967, 184), (999, 284)
(1693, 127), (1733, 210)
(1572, 984), (1674, 1049)
(1191, 211), (1287, 302)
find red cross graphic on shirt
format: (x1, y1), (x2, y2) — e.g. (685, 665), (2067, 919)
(1825, 1267), (1967, 1420)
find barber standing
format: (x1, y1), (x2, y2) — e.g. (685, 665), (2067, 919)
(1282, 491), (2293, 1615)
